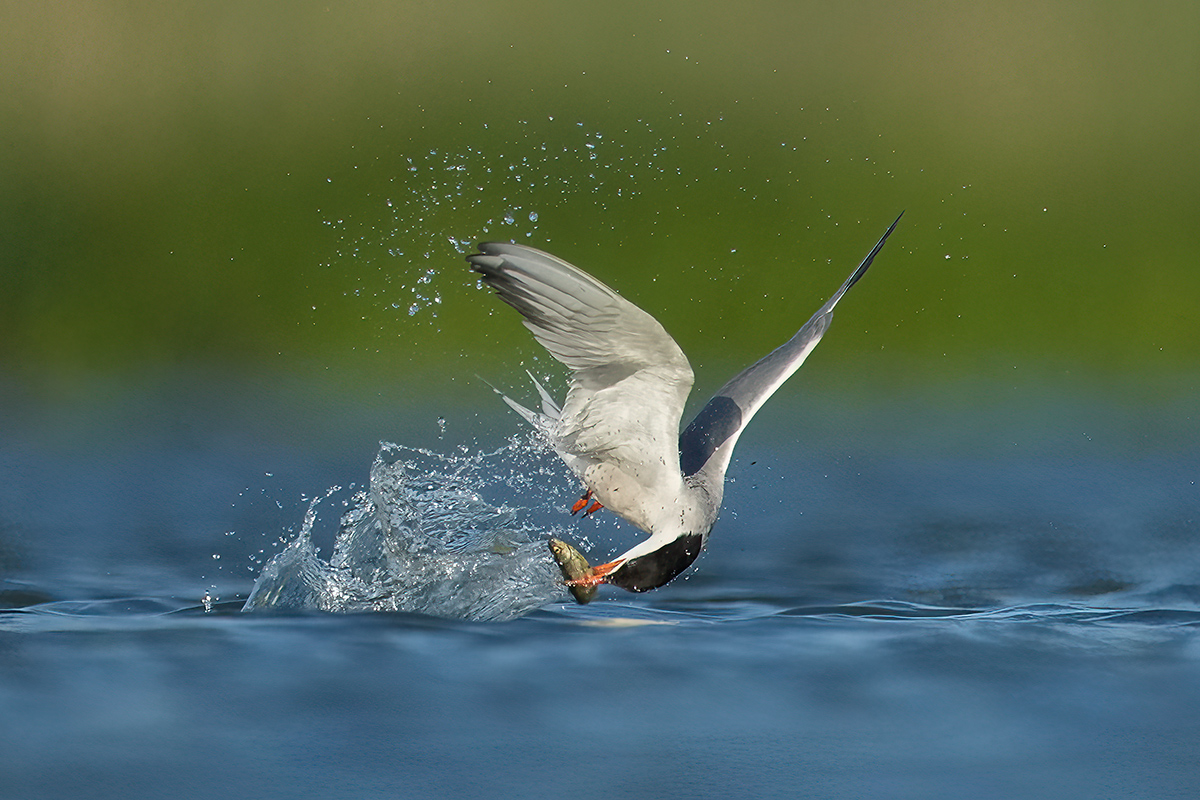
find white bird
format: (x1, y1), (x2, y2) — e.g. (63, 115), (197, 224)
(467, 212), (902, 597)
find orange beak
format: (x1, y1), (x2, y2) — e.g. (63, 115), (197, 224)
(565, 559), (623, 587)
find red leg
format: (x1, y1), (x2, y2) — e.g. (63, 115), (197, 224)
(570, 490), (592, 515)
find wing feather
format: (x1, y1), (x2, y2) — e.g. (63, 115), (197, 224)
(680, 211), (904, 480)
(469, 243), (695, 533)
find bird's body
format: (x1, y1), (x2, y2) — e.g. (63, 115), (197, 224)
(468, 213), (901, 599)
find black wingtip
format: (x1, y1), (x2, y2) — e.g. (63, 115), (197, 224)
(841, 210), (904, 294)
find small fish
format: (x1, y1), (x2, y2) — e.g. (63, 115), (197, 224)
(548, 538), (598, 604)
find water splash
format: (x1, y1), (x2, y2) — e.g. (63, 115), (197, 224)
(243, 441), (575, 621)
(325, 115), (696, 328)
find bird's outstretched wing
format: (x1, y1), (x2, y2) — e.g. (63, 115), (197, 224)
(679, 211), (904, 482)
(468, 243), (695, 533)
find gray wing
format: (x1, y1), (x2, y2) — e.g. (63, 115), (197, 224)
(680, 212), (903, 480)
(468, 242), (695, 534)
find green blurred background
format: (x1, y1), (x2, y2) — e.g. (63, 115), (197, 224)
(3, 2), (1198, 414)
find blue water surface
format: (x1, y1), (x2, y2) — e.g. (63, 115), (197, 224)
(2, 374), (1199, 800)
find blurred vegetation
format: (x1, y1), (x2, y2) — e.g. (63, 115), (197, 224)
(2, 2), (1198, 405)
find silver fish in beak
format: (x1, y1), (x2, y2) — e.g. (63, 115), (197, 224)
(548, 538), (599, 604)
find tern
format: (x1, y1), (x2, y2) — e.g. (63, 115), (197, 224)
(468, 212), (901, 598)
